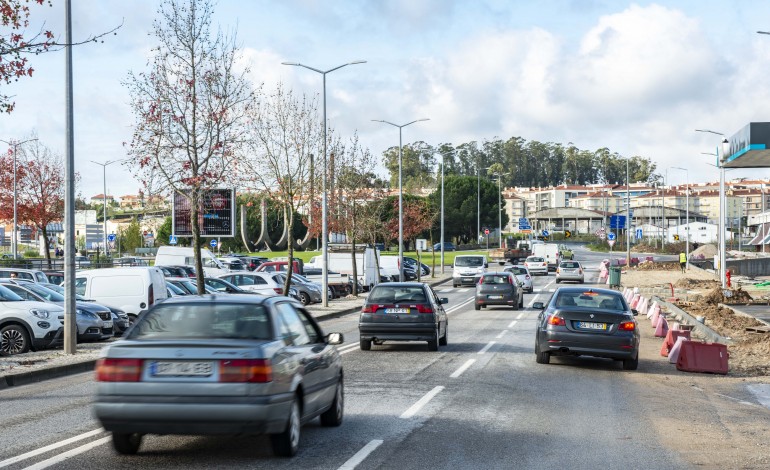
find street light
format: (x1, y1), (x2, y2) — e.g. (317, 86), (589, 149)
(283, 60), (366, 306)
(372, 118), (429, 281)
(0, 137), (38, 259)
(486, 167), (509, 249)
(672, 166), (689, 269)
(440, 151), (445, 274)
(696, 129), (730, 288)
(91, 160), (121, 258)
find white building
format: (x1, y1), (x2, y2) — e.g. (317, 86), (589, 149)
(667, 221), (731, 244)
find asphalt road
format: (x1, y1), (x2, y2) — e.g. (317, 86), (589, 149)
(0, 248), (734, 469)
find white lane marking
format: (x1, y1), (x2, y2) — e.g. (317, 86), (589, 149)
(337, 439), (384, 470)
(450, 359), (476, 378)
(400, 386), (444, 419)
(0, 429), (103, 468)
(516, 312), (525, 320)
(445, 297), (474, 313)
(460, 288), (471, 293)
(438, 288), (454, 293)
(337, 343), (359, 352)
(495, 330), (508, 339)
(478, 341), (496, 354)
(20, 437), (110, 470)
(714, 393), (759, 407)
(507, 320), (518, 328)
(527, 278), (556, 307)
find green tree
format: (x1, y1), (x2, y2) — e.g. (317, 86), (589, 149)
(429, 175), (499, 243)
(122, 218), (143, 255)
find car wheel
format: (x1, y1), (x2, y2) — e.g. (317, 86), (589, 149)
(271, 398), (301, 457)
(453, 283), (458, 288)
(359, 338), (372, 351)
(427, 328), (439, 351)
(320, 377), (344, 427)
(623, 354), (639, 371)
(0, 324), (30, 356)
(555, 279), (561, 284)
(579, 280), (584, 284)
(535, 340), (550, 364)
(112, 432), (142, 455)
(439, 324), (448, 346)
(474, 303), (480, 311)
(512, 299), (518, 311)
(327, 287), (334, 300)
(299, 292), (311, 305)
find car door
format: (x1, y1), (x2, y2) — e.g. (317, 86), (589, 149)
(274, 301), (337, 416)
(428, 286), (447, 337)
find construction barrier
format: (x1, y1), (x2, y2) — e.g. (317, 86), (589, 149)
(651, 308), (661, 327)
(630, 294), (641, 309)
(668, 336), (688, 364)
(660, 329), (691, 357)
(675, 341), (729, 375)
(647, 302), (659, 320)
(638, 297), (649, 315)
(654, 315), (669, 337)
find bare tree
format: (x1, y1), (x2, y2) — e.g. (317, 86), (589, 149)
(243, 83), (320, 295)
(123, 0), (254, 292)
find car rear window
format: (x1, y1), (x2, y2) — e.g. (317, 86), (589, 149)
(561, 262), (580, 268)
(129, 303), (272, 340)
(368, 286), (427, 304)
(555, 292), (626, 311)
(527, 257), (544, 262)
(507, 267), (527, 275)
(482, 274), (511, 284)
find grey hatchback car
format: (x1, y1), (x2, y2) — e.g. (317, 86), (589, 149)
(475, 272), (523, 310)
(359, 282), (448, 351)
(93, 294), (345, 457)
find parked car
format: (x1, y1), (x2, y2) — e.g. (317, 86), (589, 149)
(242, 256), (268, 271)
(273, 273), (323, 305)
(1, 281), (112, 341)
(0, 284), (64, 355)
(113, 257), (149, 267)
(403, 257), (430, 276)
(358, 282), (449, 351)
(93, 294), (345, 457)
(474, 272), (523, 310)
(533, 287), (640, 370)
(432, 242), (455, 252)
(0, 268), (49, 283)
(39, 283), (130, 335)
(218, 257), (246, 271)
(43, 270), (64, 285)
(166, 282), (187, 297)
(203, 277), (259, 295)
(504, 264), (534, 293)
(524, 256), (548, 276)
(165, 277), (218, 295)
(556, 260), (584, 284)
(156, 265), (190, 278)
(74, 255), (91, 268)
(216, 272), (285, 297)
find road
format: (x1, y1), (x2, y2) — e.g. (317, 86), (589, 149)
(0, 245), (767, 469)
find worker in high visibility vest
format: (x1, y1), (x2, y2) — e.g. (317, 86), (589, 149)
(679, 251), (687, 273)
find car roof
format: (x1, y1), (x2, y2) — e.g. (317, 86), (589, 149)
(555, 286), (619, 296)
(373, 282), (428, 288)
(156, 293), (296, 307)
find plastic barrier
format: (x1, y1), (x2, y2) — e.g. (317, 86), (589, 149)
(630, 294), (641, 309)
(676, 341), (729, 374)
(638, 297), (648, 315)
(660, 329), (691, 357)
(654, 315), (669, 337)
(668, 336), (688, 364)
(647, 302), (659, 320)
(651, 308), (660, 327)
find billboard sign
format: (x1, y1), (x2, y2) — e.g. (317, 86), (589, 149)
(172, 188), (236, 237)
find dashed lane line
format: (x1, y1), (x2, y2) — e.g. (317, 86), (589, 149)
(449, 359), (476, 378)
(337, 440), (384, 470)
(400, 386), (445, 419)
(0, 429), (103, 468)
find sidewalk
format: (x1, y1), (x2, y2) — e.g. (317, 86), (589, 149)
(0, 273), (451, 389)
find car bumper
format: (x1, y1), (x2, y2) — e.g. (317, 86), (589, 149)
(540, 330), (639, 359)
(556, 275), (584, 282)
(527, 268), (547, 275)
(32, 327), (64, 350)
(453, 275), (480, 286)
(359, 323), (437, 341)
(476, 294), (516, 306)
(94, 393), (293, 435)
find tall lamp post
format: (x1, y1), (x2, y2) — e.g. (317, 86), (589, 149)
(696, 129), (730, 288)
(440, 151), (445, 274)
(91, 160), (120, 258)
(672, 166), (689, 269)
(283, 60), (366, 306)
(625, 157), (631, 267)
(373, 118), (429, 282)
(0, 138), (38, 259)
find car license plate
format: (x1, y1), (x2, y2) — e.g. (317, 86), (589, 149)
(150, 361), (213, 377)
(578, 322), (607, 330)
(385, 308), (409, 314)
(463, 277), (474, 282)
(488, 295), (503, 299)
(102, 321), (112, 328)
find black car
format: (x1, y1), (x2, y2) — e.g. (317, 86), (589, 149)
(403, 257), (430, 276)
(474, 272), (523, 310)
(157, 265), (189, 278)
(359, 282), (448, 351)
(533, 287), (640, 370)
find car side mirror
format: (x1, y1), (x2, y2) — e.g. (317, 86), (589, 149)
(440, 297), (449, 304)
(484, 263), (488, 268)
(326, 332), (344, 345)
(631, 309), (639, 316)
(533, 302), (545, 309)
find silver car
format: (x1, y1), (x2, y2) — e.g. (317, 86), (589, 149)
(556, 260), (585, 284)
(93, 295), (345, 457)
(504, 265), (534, 293)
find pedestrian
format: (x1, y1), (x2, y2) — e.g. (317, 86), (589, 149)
(679, 251), (687, 273)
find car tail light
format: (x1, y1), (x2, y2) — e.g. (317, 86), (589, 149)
(618, 321), (636, 331)
(415, 304), (434, 313)
(273, 288), (283, 294)
(478, 277), (484, 285)
(219, 359), (273, 383)
(547, 314), (566, 326)
(95, 358), (142, 382)
(361, 304), (378, 313)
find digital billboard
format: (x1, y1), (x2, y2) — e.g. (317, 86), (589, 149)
(172, 188), (235, 237)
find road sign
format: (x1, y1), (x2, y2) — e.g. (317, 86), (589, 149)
(169, 235), (178, 245)
(608, 240), (616, 247)
(609, 215), (626, 229)
(599, 233), (606, 240)
(518, 217), (528, 225)
(542, 230), (549, 237)
(607, 232), (616, 241)
(636, 228), (643, 240)
(416, 238), (427, 251)
(209, 239), (217, 249)
(565, 230), (572, 238)
(484, 228), (490, 235)
(519, 224), (532, 230)
(107, 233), (116, 242)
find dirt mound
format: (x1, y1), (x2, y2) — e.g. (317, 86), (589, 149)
(631, 260), (680, 271)
(690, 243), (717, 260)
(674, 278), (720, 289)
(703, 287), (753, 304)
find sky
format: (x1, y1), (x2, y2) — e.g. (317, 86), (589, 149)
(4, 0), (770, 199)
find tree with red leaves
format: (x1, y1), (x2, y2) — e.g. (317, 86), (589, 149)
(386, 197), (433, 252)
(124, 0), (253, 293)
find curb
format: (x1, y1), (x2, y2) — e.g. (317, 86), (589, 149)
(1, 359), (97, 390)
(654, 296), (732, 345)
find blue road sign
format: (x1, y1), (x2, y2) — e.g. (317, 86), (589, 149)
(607, 232), (616, 241)
(210, 239), (218, 249)
(609, 215), (626, 229)
(169, 235), (178, 245)
(542, 230), (550, 237)
(518, 218), (528, 224)
(636, 228), (643, 240)
(107, 233), (116, 242)
(519, 224), (532, 230)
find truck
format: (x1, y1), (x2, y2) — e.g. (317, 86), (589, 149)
(489, 240), (533, 265)
(532, 243), (560, 271)
(255, 260), (353, 298)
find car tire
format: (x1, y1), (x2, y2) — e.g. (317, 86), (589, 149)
(555, 279), (561, 284)
(512, 300), (518, 311)
(112, 432), (142, 455)
(299, 292), (311, 305)
(453, 283), (458, 288)
(271, 398), (301, 457)
(622, 354), (639, 371)
(0, 324), (30, 356)
(439, 324), (448, 346)
(427, 329), (439, 351)
(320, 377), (344, 427)
(535, 341), (550, 364)
(359, 338), (372, 351)
(474, 303), (480, 311)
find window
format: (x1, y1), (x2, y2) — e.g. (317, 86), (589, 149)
(276, 302), (311, 346)
(74, 278), (87, 296)
(129, 303), (271, 340)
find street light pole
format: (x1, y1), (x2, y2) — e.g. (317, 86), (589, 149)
(673, 166), (689, 268)
(440, 152), (445, 274)
(696, 129), (729, 288)
(91, 160), (119, 259)
(283, 60), (366, 306)
(477, 163), (480, 245)
(0, 138), (38, 259)
(626, 157), (631, 266)
(372, 118), (429, 282)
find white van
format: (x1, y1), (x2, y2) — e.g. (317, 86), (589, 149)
(74, 267), (168, 322)
(452, 254), (488, 287)
(154, 246), (229, 277)
(378, 255), (402, 282)
(307, 249), (382, 287)
(533, 243), (560, 271)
